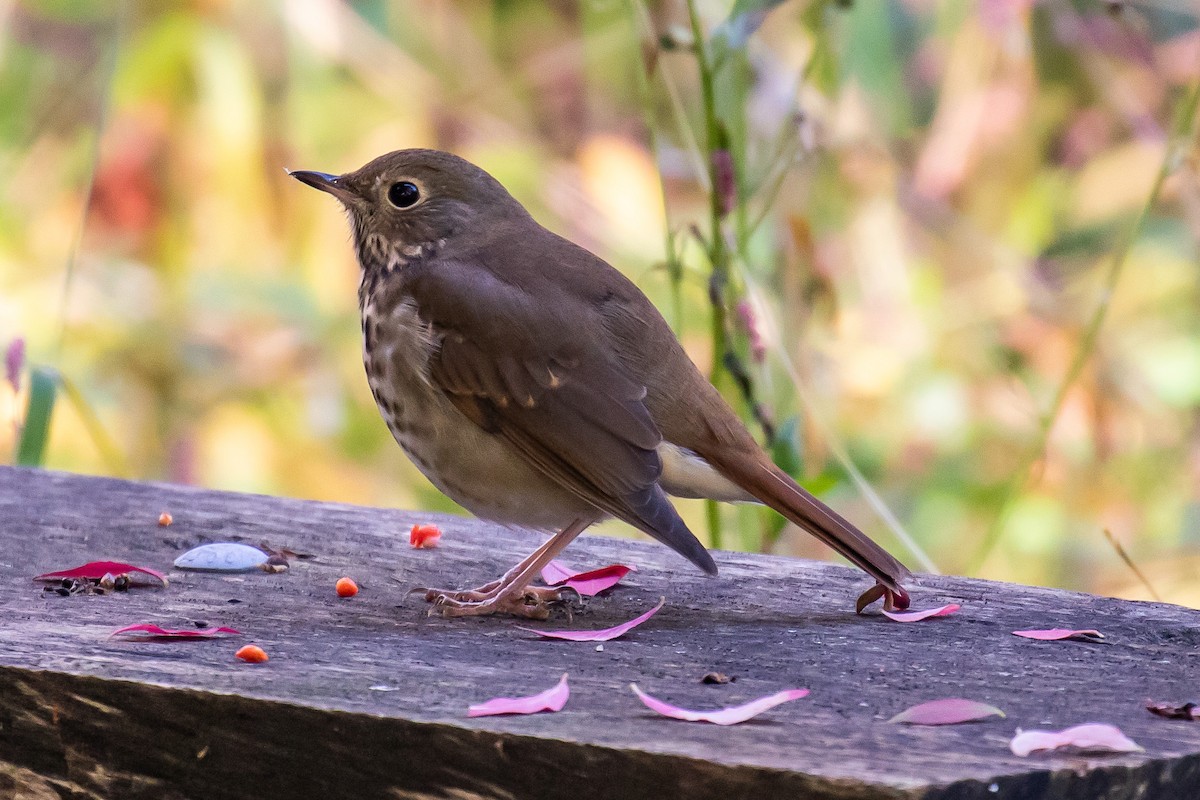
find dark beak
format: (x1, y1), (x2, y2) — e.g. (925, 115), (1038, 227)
(287, 169), (357, 203)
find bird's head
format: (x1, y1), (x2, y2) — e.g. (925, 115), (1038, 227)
(290, 148), (524, 272)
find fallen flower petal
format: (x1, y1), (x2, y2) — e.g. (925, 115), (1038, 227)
(1010, 723), (1142, 757)
(34, 561), (168, 588)
(540, 560), (576, 585)
(235, 645), (269, 663)
(558, 570), (629, 596)
(516, 597), (665, 642)
(410, 524), (442, 548)
(889, 698), (1006, 725)
(1012, 628), (1105, 642)
(111, 624), (241, 640)
(539, 561), (636, 596)
(1146, 701), (1199, 721)
(467, 673), (569, 718)
(881, 603), (960, 622)
(631, 684), (808, 725)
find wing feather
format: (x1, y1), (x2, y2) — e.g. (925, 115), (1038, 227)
(390, 255), (714, 573)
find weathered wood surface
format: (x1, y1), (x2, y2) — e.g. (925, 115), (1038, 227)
(0, 466), (1198, 800)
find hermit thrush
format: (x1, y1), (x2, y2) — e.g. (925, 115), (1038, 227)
(291, 149), (910, 618)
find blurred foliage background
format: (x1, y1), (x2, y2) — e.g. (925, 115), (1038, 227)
(2, 0), (1199, 605)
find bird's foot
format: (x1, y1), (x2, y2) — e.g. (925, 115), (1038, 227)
(424, 585), (574, 619)
(855, 583), (911, 614)
(408, 575), (505, 604)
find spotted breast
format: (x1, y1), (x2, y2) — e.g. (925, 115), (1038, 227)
(357, 268), (599, 531)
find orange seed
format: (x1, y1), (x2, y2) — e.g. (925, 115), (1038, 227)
(336, 577), (359, 598)
(235, 645), (269, 663)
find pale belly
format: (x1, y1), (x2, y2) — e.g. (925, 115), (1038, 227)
(361, 299), (596, 530)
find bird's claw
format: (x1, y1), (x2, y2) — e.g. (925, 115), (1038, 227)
(411, 586), (489, 603)
(422, 585), (575, 619)
(855, 582), (911, 614)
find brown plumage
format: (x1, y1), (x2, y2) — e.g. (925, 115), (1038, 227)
(291, 149), (910, 618)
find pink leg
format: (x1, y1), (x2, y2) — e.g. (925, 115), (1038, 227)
(424, 519), (590, 619)
(416, 529), (565, 604)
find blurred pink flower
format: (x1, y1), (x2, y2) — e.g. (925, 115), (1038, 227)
(5, 338), (24, 393)
(978, 0), (1036, 37)
(734, 300), (766, 363)
(712, 149), (736, 218)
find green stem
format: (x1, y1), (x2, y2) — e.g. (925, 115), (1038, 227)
(54, 8), (123, 359)
(687, 0), (731, 550)
(627, 0), (685, 332)
(967, 81), (1200, 574)
(59, 373), (132, 478)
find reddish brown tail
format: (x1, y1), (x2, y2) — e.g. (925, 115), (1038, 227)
(702, 446), (911, 606)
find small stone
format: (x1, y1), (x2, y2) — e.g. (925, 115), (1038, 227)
(175, 543), (269, 573)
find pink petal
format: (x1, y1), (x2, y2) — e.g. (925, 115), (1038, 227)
(881, 603), (960, 622)
(467, 673), (569, 718)
(889, 698), (1006, 725)
(540, 560), (576, 585)
(111, 624), (241, 640)
(409, 524), (441, 548)
(1012, 723), (1144, 756)
(34, 561), (168, 587)
(563, 570), (631, 596)
(1010, 723), (1143, 757)
(1012, 628), (1105, 642)
(540, 561), (636, 596)
(631, 684), (809, 726)
(516, 597), (665, 642)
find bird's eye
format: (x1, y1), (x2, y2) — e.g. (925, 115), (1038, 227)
(387, 181), (421, 209)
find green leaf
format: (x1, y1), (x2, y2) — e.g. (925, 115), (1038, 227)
(1039, 224), (1115, 260)
(16, 367), (58, 467)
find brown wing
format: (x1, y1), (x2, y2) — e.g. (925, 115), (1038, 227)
(397, 255), (716, 574)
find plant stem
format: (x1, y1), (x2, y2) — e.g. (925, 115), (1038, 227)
(54, 9), (123, 359)
(686, 0), (732, 550)
(627, 0), (685, 332)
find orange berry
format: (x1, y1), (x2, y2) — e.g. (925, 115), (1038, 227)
(335, 577), (359, 598)
(235, 645), (268, 663)
(158, 512), (173, 526)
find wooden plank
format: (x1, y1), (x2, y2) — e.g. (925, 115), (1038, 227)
(0, 465), (1198, 799)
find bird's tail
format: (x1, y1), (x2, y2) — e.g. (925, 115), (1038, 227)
(701, 445), (911, 608)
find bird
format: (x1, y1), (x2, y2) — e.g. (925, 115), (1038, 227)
(290, 149), (910, 618)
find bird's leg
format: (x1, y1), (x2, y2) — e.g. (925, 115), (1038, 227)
(415, 531), (563, 603)
(424, 518), (589, 619)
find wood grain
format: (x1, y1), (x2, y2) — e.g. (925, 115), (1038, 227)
(1, 466), (1198, 799)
